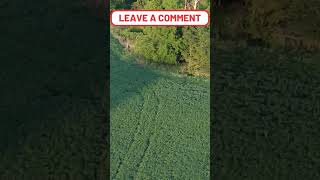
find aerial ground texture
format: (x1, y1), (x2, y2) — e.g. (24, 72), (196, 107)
(212, 48), (320, 179)
(0, 1), (107, 179)
(110, 36), (210, 179)
(2, 0), (320, 179)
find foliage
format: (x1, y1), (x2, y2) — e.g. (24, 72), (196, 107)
(0, 2), (107, 178)
(213, 46), (320, 179)
(111, 0), (136, 9)
(112, 0), (210, 76)
(133, 27), (183, 65)
(182, 26), (210, 74)
(215, 0), (320, 50)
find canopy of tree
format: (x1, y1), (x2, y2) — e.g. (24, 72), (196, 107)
(111, 0), (210, 76)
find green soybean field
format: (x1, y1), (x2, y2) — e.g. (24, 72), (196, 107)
(110, 36), (210, 179)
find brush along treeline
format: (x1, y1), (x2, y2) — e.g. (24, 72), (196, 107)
(214, 0), (320, 50)
(111, 0), (210, 77)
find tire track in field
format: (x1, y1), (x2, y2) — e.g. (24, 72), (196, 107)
(113, 91), (145, 179)
(134, 88), (160, 176)
(114, 85), (160, 179)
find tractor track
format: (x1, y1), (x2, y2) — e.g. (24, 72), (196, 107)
(113, 91), (145, 179)
(113, 85), (161, 179)
(134, 88), (160, 177)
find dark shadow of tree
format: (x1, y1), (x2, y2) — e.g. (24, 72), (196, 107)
(110, 37), (160, 110)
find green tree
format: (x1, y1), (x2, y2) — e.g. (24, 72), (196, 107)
(182, 27), (210, 73)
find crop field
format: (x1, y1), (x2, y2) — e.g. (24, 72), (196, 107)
(0, 3), (107, 179)
(212, 48), (320, 179)
(3, 1), (320, 179)
(110, 36), (210, 179)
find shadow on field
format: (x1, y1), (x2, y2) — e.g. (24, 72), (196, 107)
(212, 48), (320, 179)
(0, 1), (107, 179)
(110, 37), (160, 109)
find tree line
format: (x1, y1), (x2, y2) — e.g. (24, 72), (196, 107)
(111, 0), (210, 76)
(214, 0), (320, 50)
(111, 0), (320, 76)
